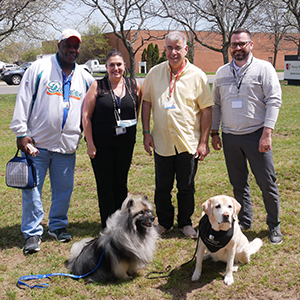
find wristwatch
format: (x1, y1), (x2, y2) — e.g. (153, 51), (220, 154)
(210, 131), (219, 137)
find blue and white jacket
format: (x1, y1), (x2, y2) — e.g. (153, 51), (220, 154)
(10, 54), (95, 154)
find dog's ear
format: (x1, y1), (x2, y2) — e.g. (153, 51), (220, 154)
(202, 198), (213, 217)
(126, 199), (134, 209)
(231, 197), (241, 218)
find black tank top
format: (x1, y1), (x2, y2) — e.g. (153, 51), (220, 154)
(91, 76), (139, 147)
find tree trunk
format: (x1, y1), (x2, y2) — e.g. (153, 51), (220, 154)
(273, 42), (278, 68)
(128, 47), (136, 79)
(273, 50), (277, 68)
(222, 48), (229, 65)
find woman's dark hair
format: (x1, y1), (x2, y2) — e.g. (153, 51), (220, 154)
(106, 48), (124, 62)
(105, 48), (128, 77)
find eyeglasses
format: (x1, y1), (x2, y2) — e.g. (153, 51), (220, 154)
(165, 45), (184, 52)
(230, 41), (251, 49)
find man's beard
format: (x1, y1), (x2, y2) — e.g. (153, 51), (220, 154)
(232, 50), (250, 61)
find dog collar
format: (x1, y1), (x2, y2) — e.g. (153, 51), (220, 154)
(199, 214), (234, 253)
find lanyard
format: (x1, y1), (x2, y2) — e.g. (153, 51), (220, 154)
(169, 62), (185, 99)
(62, 71), (73, 129)
(112, 81), (125, 113)
(108, 78), (137, 122)
(232, 56), (253, 93)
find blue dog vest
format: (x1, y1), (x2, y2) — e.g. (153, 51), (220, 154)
(199, 214), (234, 253)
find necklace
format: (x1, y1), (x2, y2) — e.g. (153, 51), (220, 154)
(108, 77), (137, 115)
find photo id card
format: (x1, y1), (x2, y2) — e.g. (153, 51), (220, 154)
(232, 99), (242, 108)
(115, 126), (126, 135)
(165, 97), (176, 109)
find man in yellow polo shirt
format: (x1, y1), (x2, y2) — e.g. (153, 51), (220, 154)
(142, 31), (214, 239)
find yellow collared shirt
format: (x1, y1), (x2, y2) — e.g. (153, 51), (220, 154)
(142, 59), (214, 156)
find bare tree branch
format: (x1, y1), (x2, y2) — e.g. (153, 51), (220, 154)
(77, 0), (165, 77)
(0, 0), (64, 43)
(251, 1), (293, 67)
(282, 0), (300, 54)
(156, 0), (265, 64)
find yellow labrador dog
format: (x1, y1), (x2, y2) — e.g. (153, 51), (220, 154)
(192, 195), (262, 285)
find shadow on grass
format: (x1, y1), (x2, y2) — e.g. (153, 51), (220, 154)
(156, 259), (226, 299)
(154, 228), (270, 299)
(0, 221), (102, 250)
(244, 228), (270, 242)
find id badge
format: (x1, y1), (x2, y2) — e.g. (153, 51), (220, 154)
(232, 99), (242, 108)
(165, 97), (176, 109)
(115, 126), (126, 135)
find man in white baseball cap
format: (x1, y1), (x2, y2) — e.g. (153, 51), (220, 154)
(57, 29), (82, 74)
(58, 28), (82, 44)
(10, 28), (95, 254)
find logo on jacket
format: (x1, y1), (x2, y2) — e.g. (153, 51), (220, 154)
(47, 81), (63, 96)
(47, 80), (82, 100)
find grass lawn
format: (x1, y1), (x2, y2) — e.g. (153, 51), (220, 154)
(0, 83), (299, 299)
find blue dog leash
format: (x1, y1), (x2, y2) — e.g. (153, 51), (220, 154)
(17, 247), (106, 289)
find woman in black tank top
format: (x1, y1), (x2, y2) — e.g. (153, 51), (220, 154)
(82, 49), (142, 228)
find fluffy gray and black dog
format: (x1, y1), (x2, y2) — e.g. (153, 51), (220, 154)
(68, 195), (159, 282)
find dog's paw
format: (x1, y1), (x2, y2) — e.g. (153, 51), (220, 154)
(233, 265), (238, 272)
(224, 273), (234, 285)
(192, 270), (201, 281)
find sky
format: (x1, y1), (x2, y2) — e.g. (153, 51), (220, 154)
(49, 4), (106, 38)
(50, 2), (171, 40)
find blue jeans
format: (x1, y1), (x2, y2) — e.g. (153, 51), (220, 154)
(21, 149), (76, 239)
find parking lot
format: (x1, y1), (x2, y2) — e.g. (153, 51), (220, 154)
(0, 73), (284, 95)
(0, 81), (19, 94)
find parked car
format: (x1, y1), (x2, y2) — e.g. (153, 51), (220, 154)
(0, 61), (6, 73)
(79, 59), (106, 74)
(1, 62), (32, 85)
(2, 63), (19, 74)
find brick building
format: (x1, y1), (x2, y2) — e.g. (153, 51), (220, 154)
(104, 30), (298, 73)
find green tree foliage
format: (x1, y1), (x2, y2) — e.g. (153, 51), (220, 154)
(147, 43), (154, 69)
(154, 44), (160, 65)
(22, 48), (40, 62)
(0, 40), (39, 64)
(141, 48), (147, 73)
(41, 41), (58, 56)
(141, 43), (163, 71)
(78, 23), (110, 64)
(186, 41), (194, 63)
(141, 48), (147, 62)
(157, 50), (167, 64)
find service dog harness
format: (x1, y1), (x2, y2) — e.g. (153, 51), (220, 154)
(146, 214), (236, 279)
(199, 214), (234, 253)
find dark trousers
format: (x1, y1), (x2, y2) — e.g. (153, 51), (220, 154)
(154, 151), (198, 229)
(222, 128), (280, 228)
(91, 144), (134, 228)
